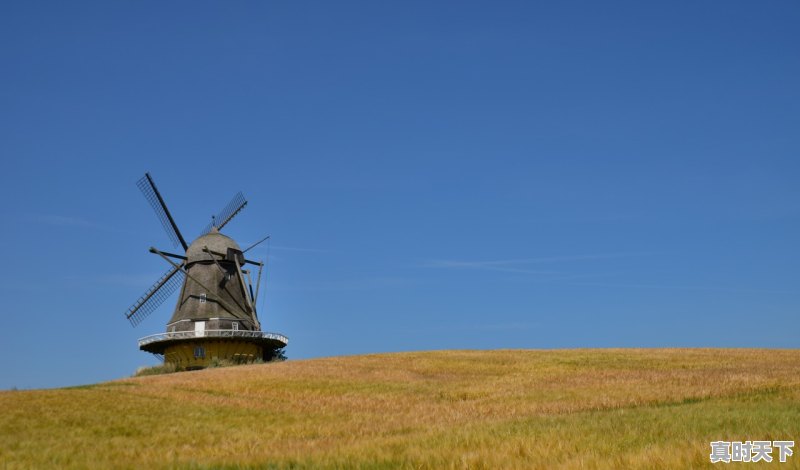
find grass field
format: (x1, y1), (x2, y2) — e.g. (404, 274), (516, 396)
(2, 349), (799, 469)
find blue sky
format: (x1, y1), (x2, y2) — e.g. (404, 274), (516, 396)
(1, 1), (798, 389)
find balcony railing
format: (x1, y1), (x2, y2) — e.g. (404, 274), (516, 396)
(138, 329), (288, 347)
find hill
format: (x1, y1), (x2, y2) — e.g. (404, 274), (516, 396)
(2, 349), (799, 469)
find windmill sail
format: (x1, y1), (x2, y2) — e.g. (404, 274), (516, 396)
(125, 265), (185, 326)
(137, 173), (189, 251)
(200, 192), (247, 235)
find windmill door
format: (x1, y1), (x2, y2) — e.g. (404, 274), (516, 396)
(195, 321), (206, 338)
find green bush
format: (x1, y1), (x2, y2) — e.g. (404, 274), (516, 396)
(134, 363), (179, 377)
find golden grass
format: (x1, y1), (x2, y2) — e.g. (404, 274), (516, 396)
(2, 349), (799, 469)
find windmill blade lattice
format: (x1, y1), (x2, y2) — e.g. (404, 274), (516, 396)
(200, 191), (247, 235)
(137, 174), (188, 250)
(125, 265), (185, 327)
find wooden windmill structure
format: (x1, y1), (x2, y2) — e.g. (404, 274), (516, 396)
(124, 173), (287, 369)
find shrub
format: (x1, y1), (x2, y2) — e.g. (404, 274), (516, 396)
(134, 363), (178, 377)
(265, 348), (287, 362)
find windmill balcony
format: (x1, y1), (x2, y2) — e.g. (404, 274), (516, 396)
(138, 328), (288, 368)
(139, 329), (288, 347)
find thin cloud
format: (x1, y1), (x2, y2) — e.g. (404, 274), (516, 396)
(507, 272), (623, 283)
(421, 252), (654, 272)
(422, 261), (557, 275)
(564, 281), (796, 295)
(32, 214), (116, 232)
(270, 245), (333, 253)
(270, 276), (414, 291)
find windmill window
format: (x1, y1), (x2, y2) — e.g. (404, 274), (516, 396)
(194, 346), (205, 359)
(232, 322), (238, 331)
(199, 293), (207, 304)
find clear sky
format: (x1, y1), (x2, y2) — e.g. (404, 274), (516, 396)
(1, 1), (798, 389)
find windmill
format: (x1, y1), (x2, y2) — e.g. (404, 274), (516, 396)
(124, 173), (288, 369)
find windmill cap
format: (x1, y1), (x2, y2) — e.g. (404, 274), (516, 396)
(186, 231), (242, 263)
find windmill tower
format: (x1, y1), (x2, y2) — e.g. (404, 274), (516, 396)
(123, 173), (288, 369)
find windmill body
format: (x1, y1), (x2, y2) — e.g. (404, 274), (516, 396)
(125, 173), (287, 369)
(169, 230), (258, 331)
